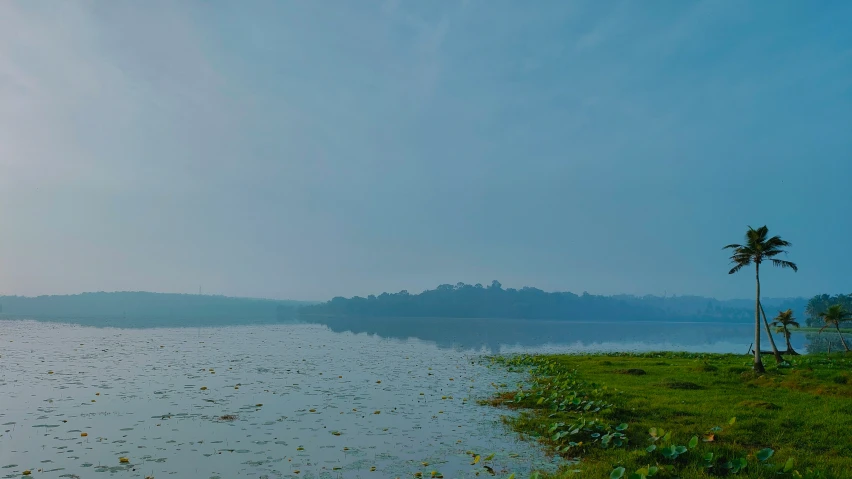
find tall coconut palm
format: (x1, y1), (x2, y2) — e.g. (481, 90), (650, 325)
(817, 304), (851, 353)
(724, 225), (797, 372)
(771, 309), (800, 355)
(758, 301), (785, 362)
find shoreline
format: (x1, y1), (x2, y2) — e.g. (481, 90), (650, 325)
(485, 351), (851, 478)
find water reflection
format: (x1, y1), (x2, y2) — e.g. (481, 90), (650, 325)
(803, 333), (848, 353)
(309, 316), (812, 354)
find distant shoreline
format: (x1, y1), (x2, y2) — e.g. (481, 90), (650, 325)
(299, 313), (755, 325)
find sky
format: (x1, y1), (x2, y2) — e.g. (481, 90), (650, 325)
(1, 1), (850, 301)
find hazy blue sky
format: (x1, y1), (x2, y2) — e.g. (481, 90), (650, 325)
(1, 1), (850, 300)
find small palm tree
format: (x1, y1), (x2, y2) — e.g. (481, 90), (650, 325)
(818, 304), (851, 353)
(725, 225), (797, 372)
(771, 309), (800, 355)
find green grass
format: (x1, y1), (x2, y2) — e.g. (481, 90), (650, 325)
(792, 327), (852, 334)
(485, 352), (852, 478)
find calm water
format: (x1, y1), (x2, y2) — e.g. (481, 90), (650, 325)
(0, 316), (822, 479)
(1, 320), (559, 479)
(314, 316), (811, 355)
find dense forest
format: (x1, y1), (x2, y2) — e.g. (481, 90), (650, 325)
(0, 292), (311, 327)
(299, 281), (808, 322)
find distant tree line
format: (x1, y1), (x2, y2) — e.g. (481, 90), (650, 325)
(805, 294), (852, 327)
(0, 292), (310, 327)
(298, 280), (807, 322)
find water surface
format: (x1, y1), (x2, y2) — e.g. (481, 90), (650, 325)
(1, 316), (830, 479)
(0, 320), (559, 479)
(313, 316), (811, 354)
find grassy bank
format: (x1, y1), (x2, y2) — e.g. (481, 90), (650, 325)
(486, 352), (852, 478)
(792, 327), (852, 334)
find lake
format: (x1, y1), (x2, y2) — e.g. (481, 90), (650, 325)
(313, 316), (813, 354)
(1, 319), (561, 479)
(0, 316), (829, 479)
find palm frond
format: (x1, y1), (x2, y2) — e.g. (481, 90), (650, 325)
(770, 259), (798, 272)
(728, 263), (748, 275)
(724, 225), (795, 277)
(764, 235), (792, 248)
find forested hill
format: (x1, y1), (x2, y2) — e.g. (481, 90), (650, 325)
(0, 292), (312, 327)
(299, 281), (808, 322)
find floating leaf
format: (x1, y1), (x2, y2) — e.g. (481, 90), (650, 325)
(646, 444), (656, 453)
(783, 457), (794, 472)
(728, 417), (736, 426)
(471, 455), (480, 465)
(615, 423), (628, 432)
(688, 435), (698, 449)
(610, 467), (625, 479)
(119, 457), (129, 463)
(756, 448), (774, 462)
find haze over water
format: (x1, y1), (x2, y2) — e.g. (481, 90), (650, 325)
(1, 2), (849, 478)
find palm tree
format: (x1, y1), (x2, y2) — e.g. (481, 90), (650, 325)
(757, 301), (784, 360)
(724, 225), (797, 372)
(771, 309), (800, 355)
(817, 304), (851, 353)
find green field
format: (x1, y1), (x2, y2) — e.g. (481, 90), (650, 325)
(486, 352), (852, 478)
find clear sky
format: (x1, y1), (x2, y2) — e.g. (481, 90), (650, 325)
(1, 1), (850, 301)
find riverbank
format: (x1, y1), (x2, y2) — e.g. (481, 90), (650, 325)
(486, 352), (852, 478)
(793, 326), (852, 333)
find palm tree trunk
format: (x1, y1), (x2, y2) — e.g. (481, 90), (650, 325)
(758, 301), (784, 363)
(836, 324), (851, 352)
(754, 264), (765, 372)
(784, 333), (799, 355)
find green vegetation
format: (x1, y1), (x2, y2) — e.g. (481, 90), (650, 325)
(0, 291), (311, 327)
(771, 309), (800, 355)
(724, 225), (798, 372)
(816, 305), (852, 353)
(487, 353), (851, 478)
(299, 282), (808, 323)
(806, 294), (852, 327)
(794, 327), (852, 334)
